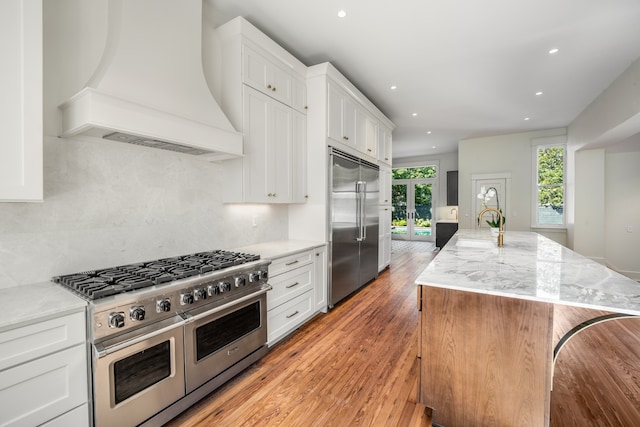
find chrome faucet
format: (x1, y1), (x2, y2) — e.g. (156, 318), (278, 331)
(477, 207), (504, 247)
(450, 207), (458, 221)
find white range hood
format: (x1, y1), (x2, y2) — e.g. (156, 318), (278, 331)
(58, 0), (242, 161)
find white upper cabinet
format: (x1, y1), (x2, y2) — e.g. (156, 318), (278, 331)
(0, 0), (43, 202)
(378, 125), (393, 165)
(243, 44), (294, 108)
(358, 110), (378, 160)
(291, 110), (308, 203)
(291, 78), (308, 114)
(312, 64), (394, 163)
(242, 87), (293, 202)
(327, 82), (357, 147)
(217, 17), (308, 203)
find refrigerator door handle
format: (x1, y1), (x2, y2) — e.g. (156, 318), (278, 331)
(356, 181), (366, 241)
(361, 181), (367, 241)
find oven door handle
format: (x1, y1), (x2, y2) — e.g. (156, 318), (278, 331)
(94, 318), (185, 359)
(182, 285), (272, 324)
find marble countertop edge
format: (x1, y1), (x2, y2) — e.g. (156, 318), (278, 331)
(415, 229), (640, 316)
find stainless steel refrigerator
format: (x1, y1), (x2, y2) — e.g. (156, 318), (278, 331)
(328, 148), (379, 307)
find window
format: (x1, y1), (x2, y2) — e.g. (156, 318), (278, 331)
(533, 143), (565, 227)
(392, 166), (437, 179)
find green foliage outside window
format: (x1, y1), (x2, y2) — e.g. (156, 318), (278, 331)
(391, 167), (435, 222)
(536, 145), (565, 226)
(392, 166), (436, 179)
(537, 147), (564, 207)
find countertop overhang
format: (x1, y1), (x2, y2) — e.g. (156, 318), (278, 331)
(232, 240), (326, 260)
(416, 229), (640, 316)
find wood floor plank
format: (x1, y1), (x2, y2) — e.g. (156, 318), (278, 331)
(551, 305), (640, 427)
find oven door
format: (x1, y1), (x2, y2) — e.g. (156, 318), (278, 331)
(184, 287), (269, 393)
(93, 315), (185, 427)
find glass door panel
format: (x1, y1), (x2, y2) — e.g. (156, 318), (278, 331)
(391, 179), (434, 242)
(391, 182), (408, 239)
(412, 182), (433, 240)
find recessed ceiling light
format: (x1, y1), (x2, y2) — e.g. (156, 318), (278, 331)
(535, 91), (543, 96)
(432, 146), (436, 149)
(427, 131), (432, 134)
(549, 48), (559, 55)
(390, 85), (397, 90)
(412, 113), (418, 117)
(524, 117), (531, 121)
(337, 10), (347, 18)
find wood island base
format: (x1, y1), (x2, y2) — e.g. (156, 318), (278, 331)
(418, 286), (554, 427)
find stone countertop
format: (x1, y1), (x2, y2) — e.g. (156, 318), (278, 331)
(232, 240), (326, 260)
(416, 229), (640, 316)
(0, 282), (87, 332)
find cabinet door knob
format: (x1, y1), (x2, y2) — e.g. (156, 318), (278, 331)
(367, 148), (372, 152)
(272, 87), (277, 92)
(343, 136), (349, 141)
(267, 84), (272, 89)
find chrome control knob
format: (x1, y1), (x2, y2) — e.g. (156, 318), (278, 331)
(249, 272), (261, 282)
(130, 306), (145, 321)
(157, 299), (171, 312)
(194, 288), (207, 300)
(108, 312), (125, 328)
(181, 292), (194, 305)
(260, 270), (269, 281)
(218, 281), (231, 292)
(208, 284), (220, 296)
(235, 277), (246, 288)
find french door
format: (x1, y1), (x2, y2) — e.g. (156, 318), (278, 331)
(391, 178), (435, 241)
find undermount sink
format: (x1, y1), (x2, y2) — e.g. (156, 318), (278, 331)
(455, 238), (497, 249)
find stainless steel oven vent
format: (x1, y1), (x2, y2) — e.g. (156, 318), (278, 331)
(103, 132), (213, 156)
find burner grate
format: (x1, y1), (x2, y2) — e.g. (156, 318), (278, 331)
(53, 250), (260, 300)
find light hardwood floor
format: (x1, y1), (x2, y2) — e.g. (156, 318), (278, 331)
(166, 248), (436, 427)
(551, 305), (640, 426)
(165, 245), (640, 427)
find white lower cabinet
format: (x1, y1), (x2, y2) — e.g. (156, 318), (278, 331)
(42, 404), (89, 427)
(313, 246), (328, 313)
(267, 290), (314, 346)
(378, 206), (391, 272)
(0, 311), (89, 427)
(266, 246), (326, 346)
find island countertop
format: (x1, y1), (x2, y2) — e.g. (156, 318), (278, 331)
(415, 229), (640, 316)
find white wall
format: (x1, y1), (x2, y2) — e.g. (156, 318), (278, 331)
(457, 128), (568, 245)
(604, 138), (640, 280)
(573, 149), (606, 263)
(0, 1), (288, 288)
(567, 57), (640, 278)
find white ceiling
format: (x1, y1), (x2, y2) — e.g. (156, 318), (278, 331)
(206, 0), (640, 160)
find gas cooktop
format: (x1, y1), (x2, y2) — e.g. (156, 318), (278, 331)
(53, 250), (260, 300)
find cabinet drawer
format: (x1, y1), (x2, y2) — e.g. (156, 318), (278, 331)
(0, 311), (85, 371)
(0, 344), (88, 427)
(42, 403), (89, 427)
(268, 263), (313, 309)
(267, 290), (314, 346)
(269, 250), (313, 277)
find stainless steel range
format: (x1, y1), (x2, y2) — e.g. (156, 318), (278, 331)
(54, 250), (271, 427)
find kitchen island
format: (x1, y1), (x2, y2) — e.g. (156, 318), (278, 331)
(415, 230), (640, 427)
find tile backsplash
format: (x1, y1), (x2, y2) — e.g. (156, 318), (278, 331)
(0, 136), (288, 288)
